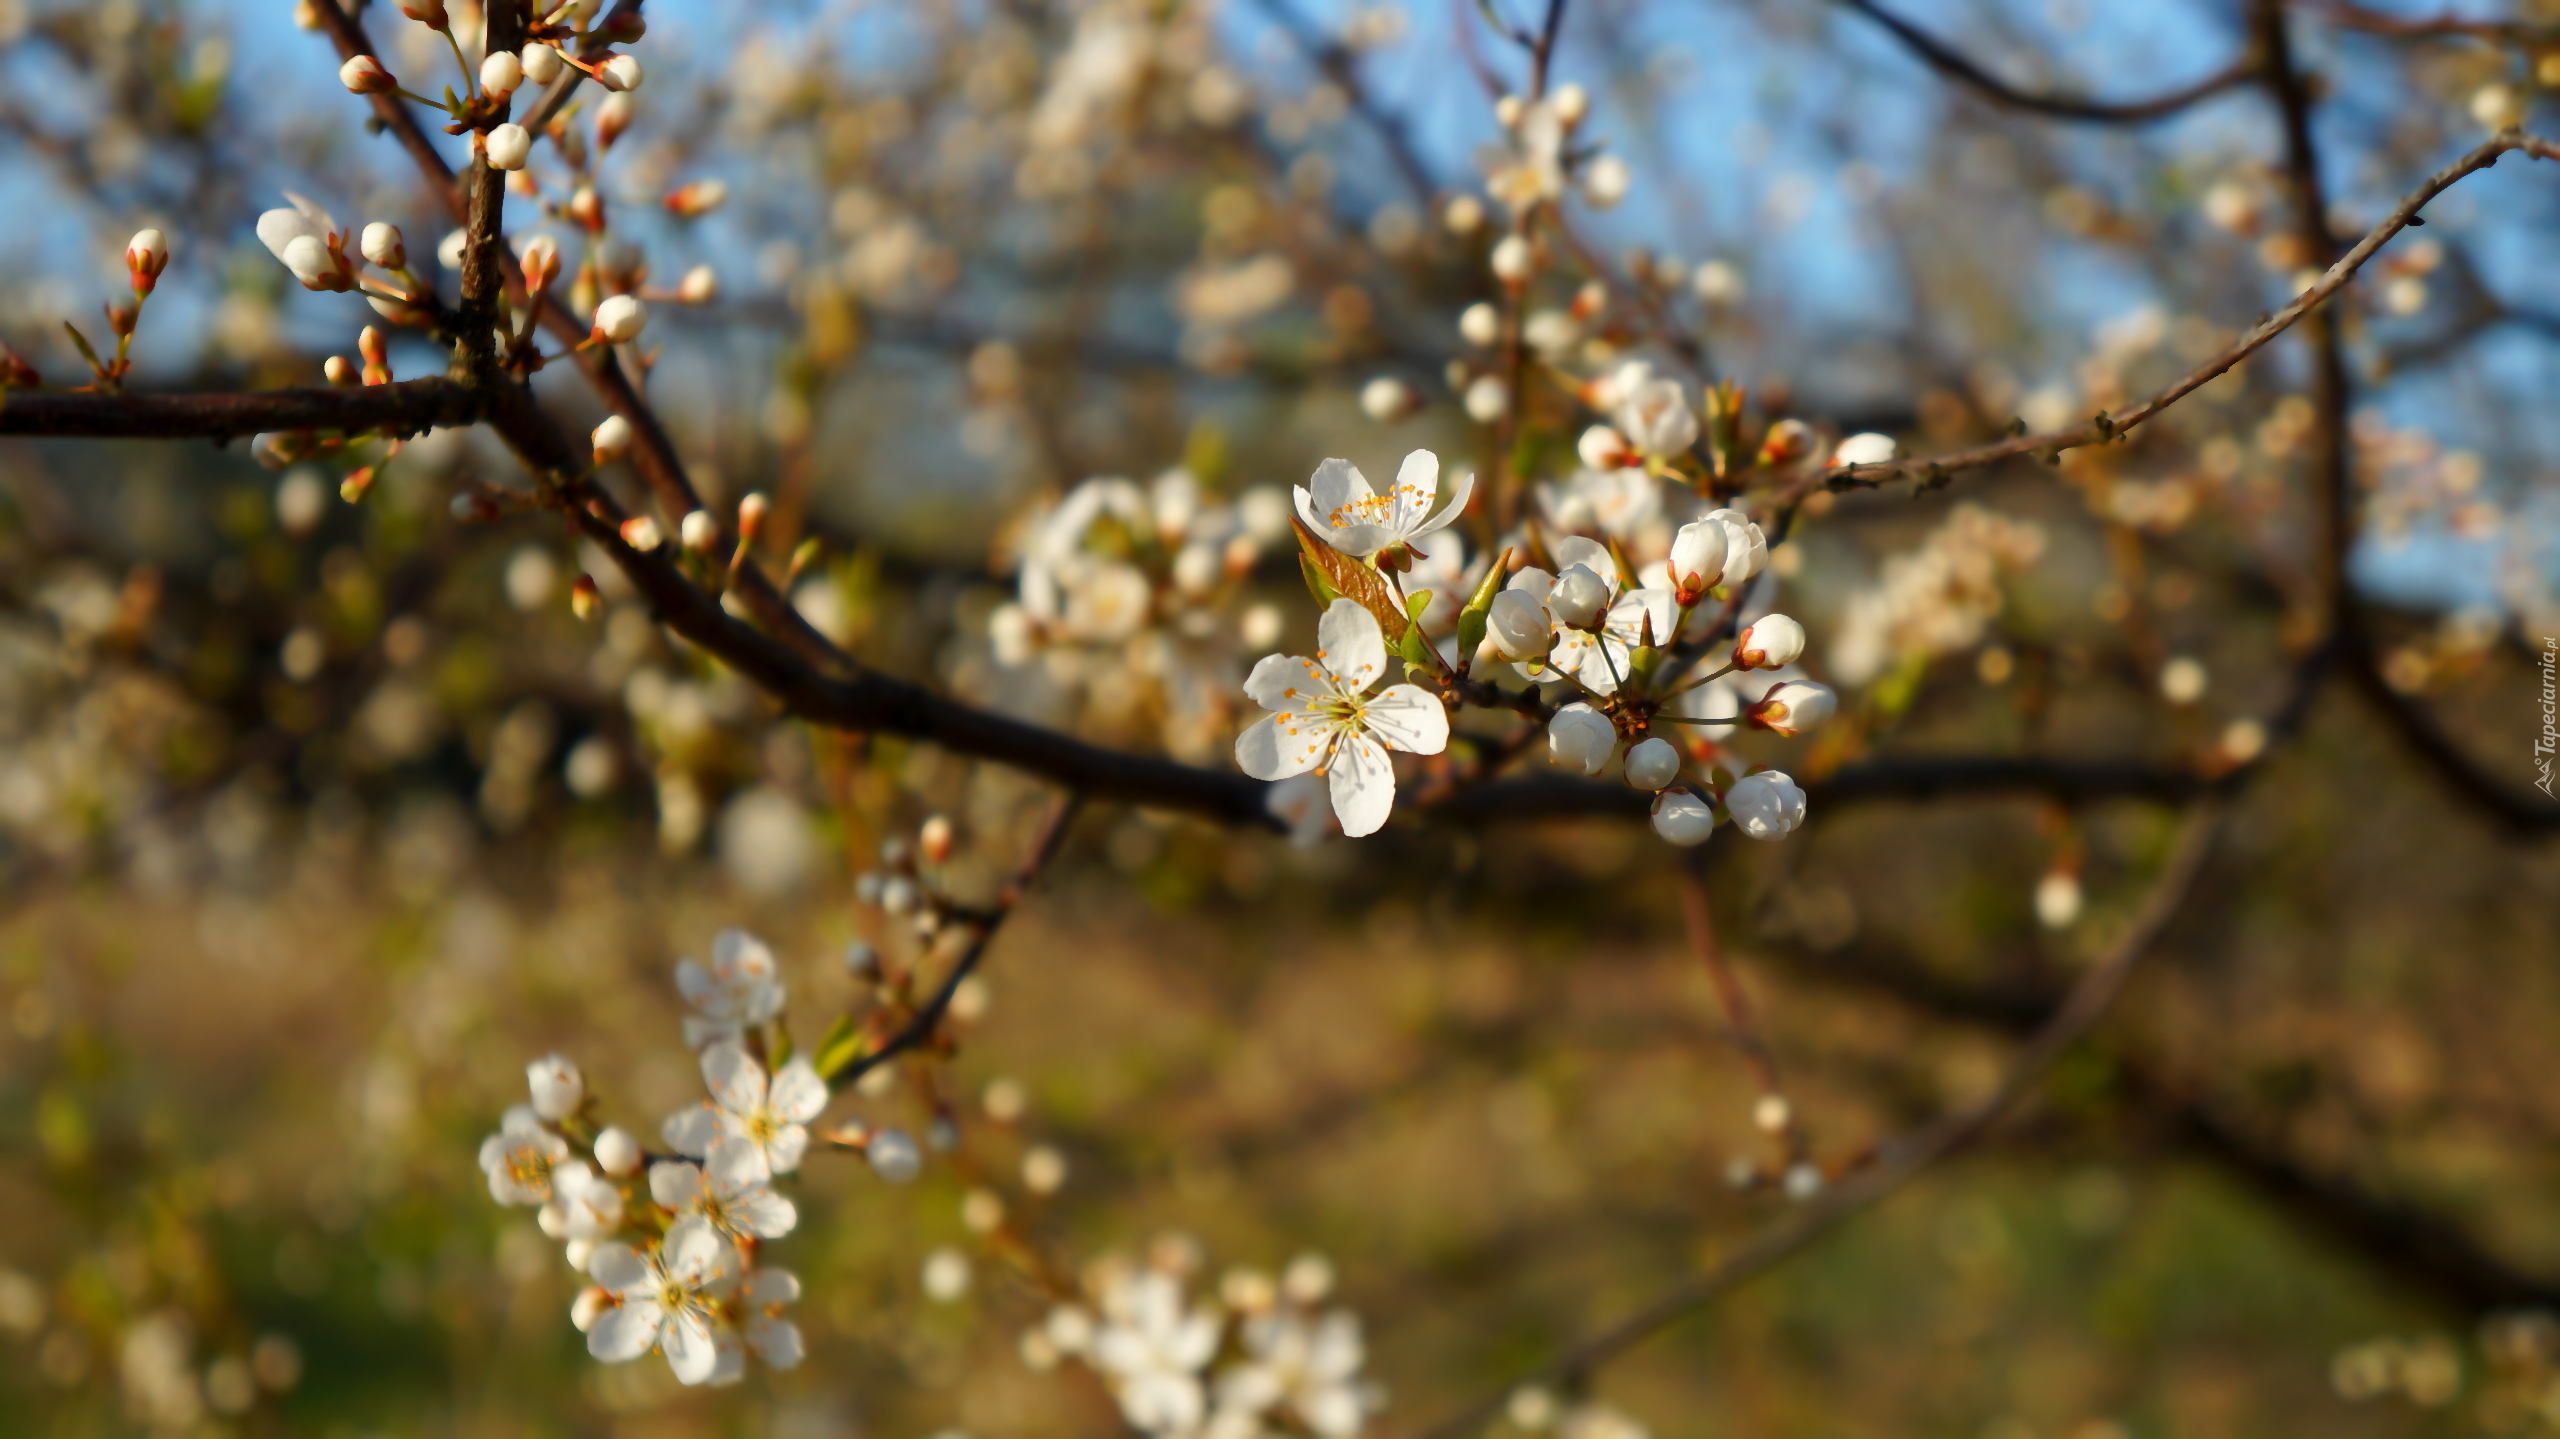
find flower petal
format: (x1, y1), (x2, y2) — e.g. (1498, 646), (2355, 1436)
(1244, 652), (1329, 713)
(743, 1268), (802, 1307)
(766, 1057), (828, 1124)
(661, 1103), (721, 1159)
(649, 1161), (705, 1211)
(1410, 459), (1475, 540)
(728, 1188), (799, 1239)
(706, 1135), (771, 1195)
(1550, 535), (1617, 590)
(1362, 684), (1449, 755)
(764, 1122), (810, 1175)
(588, 1297), (663, 1362)
(1326, 732), (1398, 838)
(700, 1041), (768, 1117)
(1315, 599), (1384, 693)
(662, 1309), (720, 1385)
(1306, 458), (1373, 530)
(1235, 711), (1329, 782)
(661, 1216), (731, 1285)
(1387, 448), (1440, 533)
(586, 1242), (651, 1294)
(749, 1315), (806, 1370)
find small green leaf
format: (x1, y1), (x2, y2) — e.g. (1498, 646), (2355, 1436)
(1403, 589), (1433, 625)
(60, 322), (102, 373)
(1298, 554), (1341, 611)
(811, 1013), (865, 1082)
(1454, 546), (1511, 665)
(767, 1022), (794, 1067)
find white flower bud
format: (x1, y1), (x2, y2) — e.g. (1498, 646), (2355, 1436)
(1360, 375), (1417, 421)
(520, 42), (563, 85)
(1650, 789), (1716, 846)
(359, 222), (406, 269)
(339, 54), (396, 95)
(1615, 376), (1699, 458)
(1458, 301), (1500, 347)
(537, 1201), (569, 1239)
(570, 1286), (611, 1333)
(479, 50), (522, 98)
(1486, 590), (1553, 661)
(1490, 235), (1534, 285)
(1577, 424), (1631, 472)
(1667, 519), (1729, 602)
(679, 509), (718, 551)
(1623, 736), (1681, 791)
(867, 1128), (922, 1183)
(1832, 431), (1897, 467)
(484, 122), (533, 171)
(1547, 564), (1613, 631)
(565, 1237), (596, 1271)
(1581, 154), (1631, 209)
(1725, 770), (1807, 840)
(280, 234), (335, 288)
(1783, 1162), (1825, 1200)
(844, 940), (881, 978)
(879, 875), (920, 916)
(599, 54), (643, 92)
(1443, 193), (1485, 234)
(618, 515), (663, 551)
(527, 1054), (583, 1120)
(1705, 507), (1768, 585)
(593, 293), (646, 342)
(1494, 94), (1525, 128)
(1734, 613), (1806, 670)
(1463, 374), (1510, 423)
(437, 227), (468, 271)
(1745, 679), (1835, 737)
(2035, 870), (2083, 929)
(1546, 702), (1615, 776)
(127, 228), (169, 278)
(593, 1126), (642, 1176)
(591, 414), (632, 465)
(1550, 83), (1588, 125)
(676, 264), (717, 303)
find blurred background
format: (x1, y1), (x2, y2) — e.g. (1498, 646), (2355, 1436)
(0, 0), (2557, 1434)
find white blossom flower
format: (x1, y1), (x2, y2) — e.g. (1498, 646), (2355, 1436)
(256, 193), (353, 291)
(1091, 1271), (1222, 1435)
(1359, 376), (1418, 421)
(1216, 1310), (1378, 1438)
(649, 1135), (798, 1240)
(1743, 679), (1836, 737)
(1534, 467), (1661, 539)
(673, 928), (785, 1048)
(663, 1041), (829, 1175)
(1832, 431), (1897, 467)
(1558, 588), (1673, 696)
(1650, 790), (1716, 846)
(595, 1126), (643, 1176)
(585, 1217), (738, 1386)
(1234, 599), (1449, 838)
(1724, 770), (1807, 840)
(1581, 153), (1632, 208)
(594, 293), (647, 342)
(720, 1267), (804, 1379)
(1623, 736), (1682, 791)
(479, 1104), (569, 1206)
(485, 122), (533, 171)
(1490, 235), (1534, 285)
(1458, 301), (1500, 347)
(527, 1053), (583, 1120)
(1486, 589), (1553, 661)
(1613, 374), (1699, 459)
(1702, 508), (1769, 586)
(1546, 703), (1615, 776)
(1733, 614), (1806, 670)
(1486, 95), (1567, 212)
(1666, 519), (1730, 604)
(541, 1160), (627, 1240)
(866, 1128), (922, 1183)
(1291, 452), (1473, 562)
(1464, 374), (1511, 422)
(1547, 565), (1614, 631)
(1577, 424), (1634, 472)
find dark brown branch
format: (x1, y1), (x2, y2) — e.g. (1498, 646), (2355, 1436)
(1838, 0), (2258, 123)
(0, 379), (479, 439)
(2304, 0), (2560, 43)
(1404, 802), (2227, 1439)
(839, 791), (1082, 1083)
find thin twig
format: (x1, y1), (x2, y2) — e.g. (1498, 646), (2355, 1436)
(1402, 800), (2225, 1439)
(1836, 0), (2259, 123)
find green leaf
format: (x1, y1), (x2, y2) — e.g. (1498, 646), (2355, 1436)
(767, 1022), (794, 1067)
(1298, 553), (1342, 611)
(810, 1012), (865, 1082)
(1403, 589), (1433, 625)
(1292, 516), (1409, 644)
(60, 322), (101, 374)
(1454, 546), (1511, 670)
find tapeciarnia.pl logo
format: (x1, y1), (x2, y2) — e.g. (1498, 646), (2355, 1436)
(2538, 636), (2557, 799)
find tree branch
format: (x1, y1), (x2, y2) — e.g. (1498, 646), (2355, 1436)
(0, 379), (480, 439)
(1837, 0), (2259, 123)
(1814, 130), (2560, 495)
(1402, 801), (2226, 1439)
